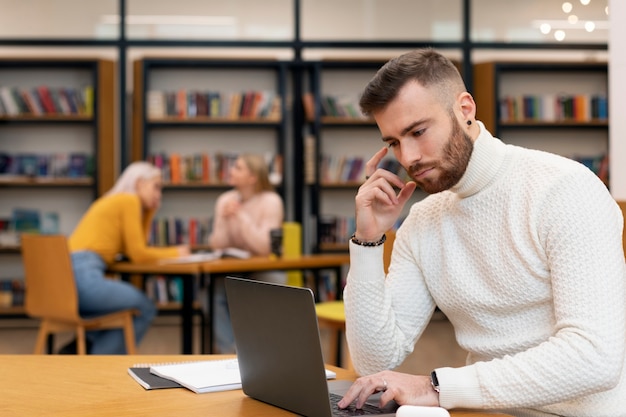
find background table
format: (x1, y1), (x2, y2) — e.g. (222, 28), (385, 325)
(108, 253), (350, 354)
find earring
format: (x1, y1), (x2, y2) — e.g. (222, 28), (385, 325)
(466, 120), (472, 126)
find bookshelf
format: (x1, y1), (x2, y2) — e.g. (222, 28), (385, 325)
(132, 57), (288, 248)
(303, 60), (424, 253)
(0, 58), (115, 313)
(473, 61), (609, 186)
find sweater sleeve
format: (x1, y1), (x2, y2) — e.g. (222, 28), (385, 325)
(344, 226), (437, 376)
(120, 196), (180, 263)
(207, 192), (233, 249)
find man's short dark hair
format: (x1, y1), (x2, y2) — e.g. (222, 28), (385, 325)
(359, 48), (466, 116)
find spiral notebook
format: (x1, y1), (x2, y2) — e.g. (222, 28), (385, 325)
(128, 359), (241, 393)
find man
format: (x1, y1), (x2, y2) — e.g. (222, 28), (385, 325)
(337, 49), (626, 416)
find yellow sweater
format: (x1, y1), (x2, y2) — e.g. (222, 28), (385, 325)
(68, 193), (179, 264)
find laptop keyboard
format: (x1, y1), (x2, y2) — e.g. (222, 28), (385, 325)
(329, 393), (388, 416)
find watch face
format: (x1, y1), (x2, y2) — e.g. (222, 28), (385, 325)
(430, 371), (440, 393)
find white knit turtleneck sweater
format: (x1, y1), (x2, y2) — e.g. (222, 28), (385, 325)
(344, 122), (626, 417)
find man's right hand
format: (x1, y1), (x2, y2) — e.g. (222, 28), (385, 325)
(354, 147), (416, 241)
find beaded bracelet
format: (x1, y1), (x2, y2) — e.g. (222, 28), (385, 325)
(350, 233), (387, 247)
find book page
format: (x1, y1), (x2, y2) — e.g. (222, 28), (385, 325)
(149, 359), (241, 394)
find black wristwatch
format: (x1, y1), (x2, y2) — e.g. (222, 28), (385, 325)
(430, 370), (440, 393)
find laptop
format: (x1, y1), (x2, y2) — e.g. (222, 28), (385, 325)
(225, 276), (398, 416)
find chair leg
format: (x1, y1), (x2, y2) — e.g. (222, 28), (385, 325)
(76, 327), (87, 355)
(33, 322), (50, 354)
(324, 327), (339, 366)
(334, 329), (343, 367)
(123, 314), (136, 354)
(46, 334), (55, 354)
(343, 344), (354, 371)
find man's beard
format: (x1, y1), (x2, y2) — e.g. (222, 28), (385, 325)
(408, 118), (474, 194)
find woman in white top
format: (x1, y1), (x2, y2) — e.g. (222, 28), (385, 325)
(208, 153), (284, 353)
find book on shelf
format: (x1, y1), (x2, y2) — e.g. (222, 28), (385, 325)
(302, 92), (315, 120)
(12, 208), (40, 233)
(0, 87), (19, 116)
(18, 154), (38, 177)
(40, 212), (60, 235)
(144, 276), (187, 304)
(68, 153), (88, 178)
(36, 86), (56, 114)
(83, 86), (94, 116)
(304, 134), (316, 185)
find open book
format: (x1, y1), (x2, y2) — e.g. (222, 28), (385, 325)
(159, 247), (251, 264)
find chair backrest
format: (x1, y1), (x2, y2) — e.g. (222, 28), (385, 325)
(21, 234), (80, 322)
(383, 229), (396, 274)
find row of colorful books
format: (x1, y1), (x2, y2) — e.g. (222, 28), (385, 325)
(499, 94), (608, 123)
(319, 215), (355, 245)
(320, 95), (368, 119)
(0, 209), (60, 236)
(150, 217), (212, 247)
(143, 275), (204, 307)
(320, 155), (408, 185)
(146, 89), (282, 120)
(303, 269), (342, 302)
(148, 152), (282, 186)
(0, 85), (94, 117)
(320, 155), (364, 183)
(0, 152), (93, 178)
(319, 215), (403, 247)
(302, 93), (368, 120)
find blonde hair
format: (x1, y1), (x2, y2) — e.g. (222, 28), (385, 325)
(240, 154), (274, 193)
(106, 161), (161, 196)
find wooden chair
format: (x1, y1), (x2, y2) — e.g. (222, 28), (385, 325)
(315, 230), (396, 368)
(21, 234), (137, 355)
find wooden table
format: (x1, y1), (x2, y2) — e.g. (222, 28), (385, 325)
(0, 354), (511, 417)
(108, 254), (350, 354)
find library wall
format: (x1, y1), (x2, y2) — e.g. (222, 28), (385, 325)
(0, 0), (616, 264)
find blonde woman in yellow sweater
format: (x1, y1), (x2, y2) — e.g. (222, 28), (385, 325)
(67, 161), (190, 354)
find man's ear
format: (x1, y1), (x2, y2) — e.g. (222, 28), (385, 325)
(458, 92), (476, 120)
